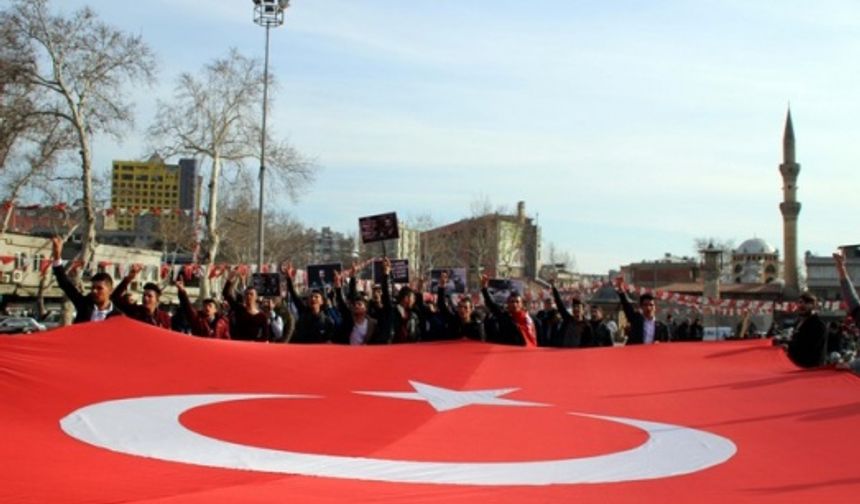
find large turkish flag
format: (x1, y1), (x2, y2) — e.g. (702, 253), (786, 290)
(1, 317), (859, 503)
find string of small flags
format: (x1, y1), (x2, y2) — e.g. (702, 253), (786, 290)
(1, 201), (206, 218)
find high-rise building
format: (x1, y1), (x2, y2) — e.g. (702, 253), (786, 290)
(309, 226), (356, 264)
(110, 154), (198, 234)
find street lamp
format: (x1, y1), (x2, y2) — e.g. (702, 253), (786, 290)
(252, 0), (290, 272)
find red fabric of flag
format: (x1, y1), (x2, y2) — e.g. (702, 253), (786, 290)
(1, 318), (859, 503)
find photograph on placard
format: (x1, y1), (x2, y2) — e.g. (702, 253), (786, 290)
(251, 273), (282, 297)
(429, 268), (467, 294)
(358, 212), (399, 244)
(306, 263), (343, 290)
(487, 278), (526, 305)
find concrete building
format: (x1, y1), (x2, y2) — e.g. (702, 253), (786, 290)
(619, 254), (700, 289)
(309, 226), (356, 265)
(420, 201), (540, 288)
(2, 205), (83, 237)
(0, 232), (164, 320)
(806, 244), (860, 305)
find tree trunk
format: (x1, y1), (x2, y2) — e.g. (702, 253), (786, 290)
(199, 154), (222, 300)
(78, 134), (97, 268)
(36, 272), (48, 319)
(71, 108), (98, 268)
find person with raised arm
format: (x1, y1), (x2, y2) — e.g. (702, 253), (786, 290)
(175, 277), (230, 339)
(331, 268), (378, 345)
(549, 278), (594, 348)
(613, 276), (669, 345)
(379, 257), (421, 343)
(51, 236), (121, 324)
(222, 267), (269, 342)
(480, 273), (537, 347)
(834, 250), (860, 326)
(434, 269), (485, 341)
(111, 263), (171, 328)
(283, 261), (335, 343)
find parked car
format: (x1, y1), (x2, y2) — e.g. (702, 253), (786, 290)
(0, 317), (47, 335)
(39, 311), (64, 329)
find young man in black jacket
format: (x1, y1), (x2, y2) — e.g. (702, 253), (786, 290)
(550, 280), (594, 348)
(283, 262), (335, 344)
(331, 270), (378, 345)
(51, 237), (121, 324)
(614, 277), (670, 345)
(480, 273), (537, 347)
(378, 257), (422, 343)
(434, 270), (485, 341)
(786, 292), (827, 368)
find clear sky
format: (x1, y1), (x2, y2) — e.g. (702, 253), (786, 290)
(55, 0), (858, 274)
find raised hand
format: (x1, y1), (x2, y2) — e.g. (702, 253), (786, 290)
(480, 273), (490, 289)
(834, 250), (848, 280)
(127, 263), (143, 280)
(174, 276), (185, 292)
(51, 236), (63, 261)
(348, 261), (360, 277)
(383, 257), (392, 275)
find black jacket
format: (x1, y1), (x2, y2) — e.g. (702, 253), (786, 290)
(434, 287), (485, 341)
(480, 288), (529, 346)
(787, 313), (827, 368)
(285, 275), (335, 343)
(550, 286), (594, 348)
(331, 281), (378, 345)
(53, 265), (122, 324)
(616, 289), (670, 345)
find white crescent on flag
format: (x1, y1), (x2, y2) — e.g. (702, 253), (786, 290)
(60, 390), (737, 485)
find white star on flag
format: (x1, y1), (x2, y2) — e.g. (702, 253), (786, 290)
(355, 380), (549, 412)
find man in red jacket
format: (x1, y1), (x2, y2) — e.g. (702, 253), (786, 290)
(111, 264), (172, 328)
(175, 278), (230, 339)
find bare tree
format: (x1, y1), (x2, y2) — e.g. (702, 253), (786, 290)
(0, 15), (74, 234)
(2, 0), (156, 264)
(149, 48), (315, 298)
(0, 19), (36, 169)
(214, 177), (313, 268)
(543, 241), (577, 272)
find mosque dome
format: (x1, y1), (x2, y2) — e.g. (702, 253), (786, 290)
(736, 238), (776, 255)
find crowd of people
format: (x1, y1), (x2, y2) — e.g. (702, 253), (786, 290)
(48, 237), (860, 370)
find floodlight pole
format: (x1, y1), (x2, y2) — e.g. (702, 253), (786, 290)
(253, 0), (288, 272)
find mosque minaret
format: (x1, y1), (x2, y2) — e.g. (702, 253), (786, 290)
(778, 109), (801, 297)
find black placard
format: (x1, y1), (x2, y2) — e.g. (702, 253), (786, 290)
(358, 212), (399, 244)
(372, 259), (409, 284)
(305, 263), (343, 290)
(251, 273), (282, 297)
